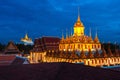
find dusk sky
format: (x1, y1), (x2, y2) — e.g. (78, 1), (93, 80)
(0, 0), (120, 44)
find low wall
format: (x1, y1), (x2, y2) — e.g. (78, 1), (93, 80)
(30, 51), (120, 67)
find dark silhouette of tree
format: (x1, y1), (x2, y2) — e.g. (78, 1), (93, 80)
(16, 44), (33, 54)
(0, 43), (5, 51)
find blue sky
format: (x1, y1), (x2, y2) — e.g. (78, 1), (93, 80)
(0, 0), (120, 43)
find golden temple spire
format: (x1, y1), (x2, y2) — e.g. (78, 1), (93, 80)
(71, 27), (72, 36)
(94, 28), (99, 43)
(25, 33), (28, 39)
(77, 7), (80, 22)
(21, 33), (33, 44)
(66, 29), (68, 39)
(68, 30), (70, 38)
(61, 31), (64, 43)
(88, 28), (93, 43)
(89, 28), (91, 37)
(62, 30), (64, 40)
(95, 29), (98, 38)
(74, 7), (84, 36)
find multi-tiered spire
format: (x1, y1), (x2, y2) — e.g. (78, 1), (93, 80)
(21, 33), (33, 44)
(77, 7), (81, 22)
(25, 33), (29, 40)
(74, 7), (84, 36)
(61, 30), (65, 43)
(59, 7), (101, 52)
(94, 29), (100, 43)
(74, 7), (84, 27)
(88, 28), (93, 43)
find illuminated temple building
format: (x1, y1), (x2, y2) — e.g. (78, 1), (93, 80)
(32, 37), (60, 52)
(30, 10), (120, 67)
(21, 33), (33, 44)
(59, 13), (101, 52)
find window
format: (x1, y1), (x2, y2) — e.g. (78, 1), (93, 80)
(92, 45), (94, 48)
(94, 45), (96, 48)
(98, 45), (100, 48)
(81, 45), (83, 48)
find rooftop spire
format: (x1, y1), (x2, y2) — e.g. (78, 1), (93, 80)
(95, 28), (98, 38)
(66, 29), (68, 39)
(94, 28), (100, 43)
(89, 28), (91, 37)
(62, 30), (64, 39)
(77, 7), (80, 22)
(88, 28), (93, 43)
(71, 27), (72, 36)
(25, 33), (28, 39)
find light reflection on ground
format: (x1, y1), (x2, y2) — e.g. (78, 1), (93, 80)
(102, 65), (120, 71)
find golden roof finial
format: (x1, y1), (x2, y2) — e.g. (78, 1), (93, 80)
(89, 28), (91, 37)
(62, 30), (64, 39)
(25, 33), (28, 39)
(77, 7), (80, 22)
(66, 29), (68, 39)
(95, 28), (98, 38)
(74, 7), (84, 28)
(94, 28), (99, 43)
(71, 27), (72, 36)
(68, 30), (70, 38)
(88, 28), (93, 43)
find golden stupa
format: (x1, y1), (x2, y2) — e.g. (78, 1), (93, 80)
(21, 33), (33, 44)
(59, 10), (101, 52)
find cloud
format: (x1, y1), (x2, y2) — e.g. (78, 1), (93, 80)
(0, 0), (119, 43)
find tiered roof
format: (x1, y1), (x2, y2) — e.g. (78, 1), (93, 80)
(4, 41), (20, 54)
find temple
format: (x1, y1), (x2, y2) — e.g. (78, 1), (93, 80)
(4, 41), (21, 54)
(0, 41), (30, 66)
(32, 37), (60, 52)
(29, 9), (120, 67)
(21, 33), (33, 44)
(59, 12), (101, 52)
